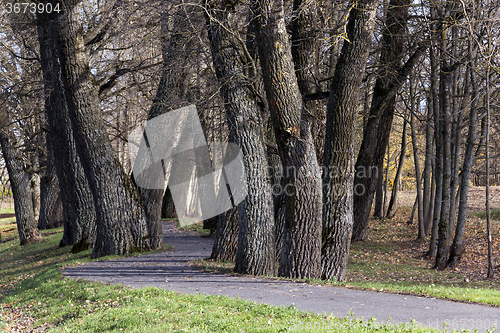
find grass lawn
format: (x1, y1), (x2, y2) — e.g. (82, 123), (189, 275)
(193, 206), (500, 307)
(0, 213), (435, 332)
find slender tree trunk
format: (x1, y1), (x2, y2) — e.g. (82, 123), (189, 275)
(386, 117), (407, 218)
(253, 0), (322, 279)
(383, 135), (390, 217)
(373, 162), (385, 217)
(485, 63), (494, 278)
(447, 26), (461, 248)
(435, 38), (453, 270)
(422, 104), (433, 234)
(351, 0), (423, 241)
(427, 42), (442, 259)
(207, 1), (276, 276)
(29, 152), (40, 223)
(0, 127), (42, 245)
(410, 100), (425, 239)
(321, 0), (379, 281)
(448, 64), (477, 268)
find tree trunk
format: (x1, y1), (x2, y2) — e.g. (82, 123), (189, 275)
(373, 160), (385, 217)
(435, 38), (453, 270)
(253, 0), (323, 279)
(211, 207), (238, 262)
(135, 4), (187, 251)
(422, 104), (433, 234)
(161, 187), (177, 219)
(427, 42), (442, 259)
(410, 96), (424, 238)
(38, 144), (63, 230)
(291, 0), (322, 163)
(321, 0), (379, 281)
(207, 1), (276, 276)
(43, 2), (151, 257)
(386, 117), (407, 218)
(485, 62), (494, 278)
(448, 64), (477, 268)
(37, 9), (96, 252)
(0, 126), (42, 245)
(351, 0), (422, 241)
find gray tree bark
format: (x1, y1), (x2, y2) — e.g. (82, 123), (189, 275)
(41, 1), (151, 257)
(37, 9), (96, 252)
(321, 0), (379, 281)
(253, 0), (323, 279)
(207, 1), (276, 276)
(0, 125), (42, 245)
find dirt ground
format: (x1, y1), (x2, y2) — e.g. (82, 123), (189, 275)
(397, 186), (500, 212)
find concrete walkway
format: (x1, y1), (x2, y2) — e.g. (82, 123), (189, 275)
(63, 222), (499, 332)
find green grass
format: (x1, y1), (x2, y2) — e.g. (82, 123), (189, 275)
(192, 208), (500, 308)
(0, 227), (439, 332)
(176, 220), (211, 236)
(474, 209), (500, 221)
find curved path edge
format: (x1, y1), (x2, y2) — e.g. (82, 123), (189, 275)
(63, 222), (499, 332)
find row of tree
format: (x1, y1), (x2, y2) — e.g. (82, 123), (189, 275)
(0, 0), (498, 280)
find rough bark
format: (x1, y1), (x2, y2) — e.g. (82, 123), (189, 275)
(37, 9), (96, 252)
(0, 126), (42, 245)
(211, 207), (238, 262)
(435, 47), (453, 270)
(207, 1), (276, 276)
(291, 0), (322, 163)
(321, 0), (379, 281)
(427, 42), (442, 259)
(38, 144), (63, 230)
(351, 0), (422, 241)
(45, 1), (151, 257)
(252, 0), (322, 279)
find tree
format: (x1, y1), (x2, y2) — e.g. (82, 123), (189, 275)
(37, 8), (96, 251)
(206, 0), (276, 276)
(0, 122), (42, 245)
(37, 1), (151, 258)
(351, 0), (424, 241)
(386, 115), (408, 218)
(321, 0), (379, 281)
(252, 0), (323, 279)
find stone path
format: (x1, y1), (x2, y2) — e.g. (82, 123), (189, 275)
(63, 222), (500, 332)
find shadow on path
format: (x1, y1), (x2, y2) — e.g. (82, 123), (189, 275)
(63, 221), (499, 332)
